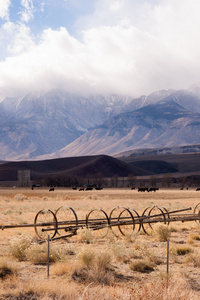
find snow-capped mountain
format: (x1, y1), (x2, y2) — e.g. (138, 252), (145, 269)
(0, 90), (134, 159)
(50, 99), (200, 157)
(1, 88), (200, 160)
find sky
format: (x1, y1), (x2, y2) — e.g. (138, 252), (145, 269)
(0, 0), (200, 101)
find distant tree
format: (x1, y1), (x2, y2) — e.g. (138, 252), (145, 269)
(149, 175), (157, 187)
(93, 172), (104, 187)
(127, 174), (136, 187)
(111, 174), (119, 187)
(161, 174), (172, 188)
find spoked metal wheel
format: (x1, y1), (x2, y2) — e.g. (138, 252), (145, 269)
(141, 206), (166, 235)
(34, 209), (57, 240)
(118, 208), (135, 238)
(54, 206), (78, 236)
(109, 206), (135, 238)
(194, 203), (200, 225)
(86, 209), (110, 238)
(129, 208), (141, 233)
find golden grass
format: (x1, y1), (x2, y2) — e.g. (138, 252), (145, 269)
(1, 188), (200, 298)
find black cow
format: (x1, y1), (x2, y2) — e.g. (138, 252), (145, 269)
(86, 187), (93, 191)
(49, 188), (54, 191)
(138, 187), (149, 192)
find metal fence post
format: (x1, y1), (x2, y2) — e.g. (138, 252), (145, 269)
(47, 235), (50, 279)
(167, 239), (169, 283)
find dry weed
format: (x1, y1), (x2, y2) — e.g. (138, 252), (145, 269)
(130, 258), (154, 272)
(152, 223), (171, 242)
(77, 228), (94, 244)
(51, 261), (80, 276)
(8, 234), (33, 261)
(14, 193), (28, 201)
(187, 233), (200, 245)
(26, 242), (66, 264)
(73, 246), (113, 285)
(170, 244), (192, 256)
(0, 259), (18, 280)
(185, 252), (200, 267)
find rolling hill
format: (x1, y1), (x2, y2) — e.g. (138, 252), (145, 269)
(0, 155), (147, 182)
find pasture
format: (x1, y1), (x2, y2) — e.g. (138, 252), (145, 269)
(0, 187), (200, 299)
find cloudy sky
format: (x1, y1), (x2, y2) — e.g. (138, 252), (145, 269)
(0, 0), (200, 101)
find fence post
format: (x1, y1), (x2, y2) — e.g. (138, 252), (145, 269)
(167, 239), (169, 283)
(47, 235), (50, 279)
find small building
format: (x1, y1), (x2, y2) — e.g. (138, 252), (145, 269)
(18, 170), (31, 187)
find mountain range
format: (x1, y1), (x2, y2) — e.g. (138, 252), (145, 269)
(1, 88), (200, 160)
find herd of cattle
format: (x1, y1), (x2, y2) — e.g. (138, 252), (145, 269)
(38, 187), (200, 192)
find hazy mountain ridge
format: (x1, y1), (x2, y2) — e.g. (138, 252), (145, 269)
(115, 144), (200, 158)
(0, 88), (200, 160)
(54, 99), (200, 157)
(0, 90), (134, 159)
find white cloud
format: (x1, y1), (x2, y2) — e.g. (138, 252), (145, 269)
(1, 0), (200, 100)
(20, 0), (34, 23)
(0, 0), (10, 20)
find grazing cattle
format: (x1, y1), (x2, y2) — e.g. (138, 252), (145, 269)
(72, 187), (77, 190)
(180, 188), (184, 190)
(86, 187), (93, 191)
(95, 187), (103, 190)
(49, 188), (54, 191)
(196, 188), (200, 191)
(148, 188), (159, 192)
(131, 187), (135, 190)
(138, 187), (149, 192)
(79, 188), (84, 191)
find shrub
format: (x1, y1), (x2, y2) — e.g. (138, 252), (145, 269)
(26, 243), (66, 264)
(152, 223), (171, 242)
(187, 233), (200, 244)
(8, 234), (32, 261)
(73, 247), (113, 285)
(77, 228), (94, 244)
(130, 259), (154, 272)
(186, 253), (200, 267)
(14, 193), (28, 201)
(170, 244), (192, 256)
(78, 247), (112, 270)
(110, 242), (127, 261)
(78, 248), (95, 268)
(0, 260), (18, 280)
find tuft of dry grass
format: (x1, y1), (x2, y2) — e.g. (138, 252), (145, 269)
(130, 259), (154, 273)
(0, 259), (18, 280)
(51, 261), (80, 276)
(170, 244), (192, 256)
(185, 252), (200, 267)
(73, 246), (113, 285)
(152, 223), (171, 242)
(14, 193), (28, 201)
(77, 228), (94, 244)
(187, 233), (200, 244)
(110, 241), (128, 262)
(8, 234), (33, 261)
(26, 242), (66, 264)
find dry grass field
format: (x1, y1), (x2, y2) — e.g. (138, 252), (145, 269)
(0, 187), (200, 299)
